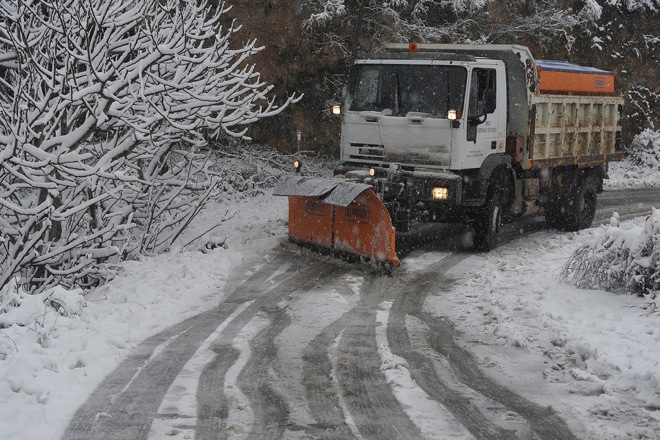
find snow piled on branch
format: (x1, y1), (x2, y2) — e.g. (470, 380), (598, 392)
(561, 210), (660, 308)
(606, 0), (659, 11)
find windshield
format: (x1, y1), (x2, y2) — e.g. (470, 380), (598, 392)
(347, 64), (467, 118)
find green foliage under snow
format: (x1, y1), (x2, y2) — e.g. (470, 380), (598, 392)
(561, 209), (660, 309)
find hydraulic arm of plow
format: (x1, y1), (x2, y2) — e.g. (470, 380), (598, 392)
(274, 175), (400, 268)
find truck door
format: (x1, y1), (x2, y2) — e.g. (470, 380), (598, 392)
(463, 66), (506, 169)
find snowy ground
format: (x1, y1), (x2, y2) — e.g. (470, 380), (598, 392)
(0, 160), (658, 440)
(425, 227), (660, 439)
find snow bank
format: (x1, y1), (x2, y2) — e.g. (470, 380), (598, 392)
(0, 247), (236, 440)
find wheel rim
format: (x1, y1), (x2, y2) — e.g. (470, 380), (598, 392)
(491, 205), (502, 236)
(578, 195), (585, 215)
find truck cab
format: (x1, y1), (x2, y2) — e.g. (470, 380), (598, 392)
(339, 53), (508, 172)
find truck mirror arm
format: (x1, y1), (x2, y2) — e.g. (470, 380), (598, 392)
(468, 114), (487, 126)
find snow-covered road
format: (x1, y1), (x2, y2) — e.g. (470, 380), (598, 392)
(1, 178), (658, 440)
(62, 248), (580, 440)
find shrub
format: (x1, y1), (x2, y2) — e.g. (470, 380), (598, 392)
(627, 129), (660, 170)
(561, 210), (659, 308)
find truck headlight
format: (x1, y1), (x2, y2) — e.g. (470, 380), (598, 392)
(431, 187), (449, 200)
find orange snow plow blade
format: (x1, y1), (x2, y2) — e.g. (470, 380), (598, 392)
(274, 175), (400, 268)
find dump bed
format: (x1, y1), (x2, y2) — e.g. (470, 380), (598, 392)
(526, 94), (623, 169)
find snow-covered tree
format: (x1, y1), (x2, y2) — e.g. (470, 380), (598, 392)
(627, 129), (660, 170)
(579, 0), (660, 137)
(300, 0), (583, 58)
(0, 0), (298, 294)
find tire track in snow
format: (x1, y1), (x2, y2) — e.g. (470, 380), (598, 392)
(300, 273), (423, 440)
(147, 301), (253, 439)
(301, 308), (359, 439)
(422, 314), (578, 440)
(61, 305), (241, 440)
(62, 249), (327, 440)
(387, 252), (578, 440)
(329, 331), (364, 440)
(236, 308), (290, 439)
(224, 313), (272, 439)
(375, 300), (475, 440)
(334, 281), (425, 440)
(195, 254), (341, 440)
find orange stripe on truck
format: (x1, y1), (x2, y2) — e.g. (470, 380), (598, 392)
(536, 60), (616, 96)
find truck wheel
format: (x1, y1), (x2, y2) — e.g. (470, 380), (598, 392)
(564, 175), (598, 232)
(545, 198), (566, 229)
(474, 184), (505, 252)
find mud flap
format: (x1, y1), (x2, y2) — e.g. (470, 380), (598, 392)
(274, 175), (400, 267)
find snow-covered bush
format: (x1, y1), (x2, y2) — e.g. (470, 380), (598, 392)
(0, 0), (297, 294)
(561, 210), (660, 309)
(0, 280), (85, 356)
(626, 129), (660, 170)
(207, 141), (334, 196)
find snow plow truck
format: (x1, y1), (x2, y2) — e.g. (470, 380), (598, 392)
(274, 43), (624, 268)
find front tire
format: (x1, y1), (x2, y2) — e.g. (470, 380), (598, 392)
(474, 173), (510, 252)
(474, 200), (503, 252)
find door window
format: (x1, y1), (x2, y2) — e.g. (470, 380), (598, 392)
(467, 68), (497, 141)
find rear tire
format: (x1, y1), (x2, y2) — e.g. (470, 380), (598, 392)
(564, 175), (598, 231)
(545, 197), (567, 229)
